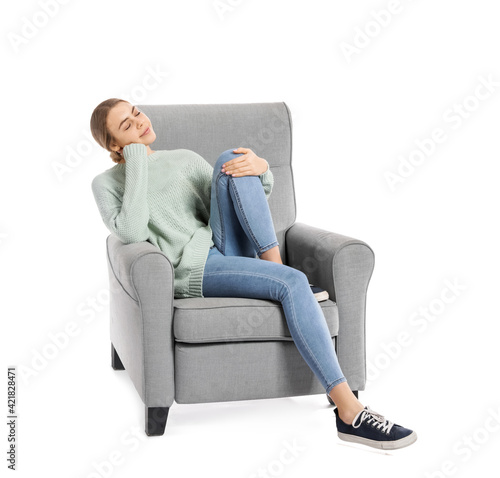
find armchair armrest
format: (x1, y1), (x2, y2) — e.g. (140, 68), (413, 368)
(285, 222), (375, 391)
(106, 234), (176, 408)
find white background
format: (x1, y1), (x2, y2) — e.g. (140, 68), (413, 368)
(2, 0), (500, 476)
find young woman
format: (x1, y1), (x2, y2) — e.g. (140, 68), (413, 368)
(90, 98), (417, 450)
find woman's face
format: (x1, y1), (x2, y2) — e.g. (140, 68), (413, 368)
(107, 102), (157, 155)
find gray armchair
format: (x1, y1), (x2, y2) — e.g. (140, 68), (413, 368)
(105, 102), (375, 436)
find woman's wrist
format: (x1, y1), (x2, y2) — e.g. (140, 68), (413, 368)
(260, 159), (269, 175)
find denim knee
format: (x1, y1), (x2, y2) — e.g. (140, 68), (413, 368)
(215, 149), (243, 169)
(279, 267), (310, 298)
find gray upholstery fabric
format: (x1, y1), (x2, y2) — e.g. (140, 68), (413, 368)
(175, 340), (333, 404)
(107, 235), (175, 407)
(173, 296), (338, 343)
(105, 102), (374, 412)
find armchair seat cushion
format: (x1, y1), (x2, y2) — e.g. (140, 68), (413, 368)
(173, 297), (339, 344)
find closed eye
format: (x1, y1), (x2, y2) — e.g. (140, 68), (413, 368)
(125, 110), (141, 130)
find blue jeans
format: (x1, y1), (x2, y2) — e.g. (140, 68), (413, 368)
(202, 149), (346, 395)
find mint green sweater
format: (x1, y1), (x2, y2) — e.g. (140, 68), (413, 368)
(91, 143), (274, 298)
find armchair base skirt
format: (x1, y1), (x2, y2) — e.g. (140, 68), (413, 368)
(173, 339), (335, 404)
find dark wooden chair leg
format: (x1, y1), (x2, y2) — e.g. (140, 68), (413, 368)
(326, 389), (358, 405)
(111, 343), (125, 370)
(145, 406), (169, 436)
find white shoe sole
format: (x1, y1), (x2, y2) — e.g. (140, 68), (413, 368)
(337, 430), (418, 450)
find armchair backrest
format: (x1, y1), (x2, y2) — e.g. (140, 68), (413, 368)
(136, 102), (296, 258)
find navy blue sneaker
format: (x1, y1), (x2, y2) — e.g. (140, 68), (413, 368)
(334, 405), (417, 450)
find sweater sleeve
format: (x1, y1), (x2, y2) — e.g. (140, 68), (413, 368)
(91, 143), (150, 244)
(258, 160), (274, 200)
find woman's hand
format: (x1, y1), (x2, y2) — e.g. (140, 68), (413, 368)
(221, 147), (268, 177)
(117, 144), (131, 155)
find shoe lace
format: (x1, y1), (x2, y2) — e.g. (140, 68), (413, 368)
(352, 406), (394, 435)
